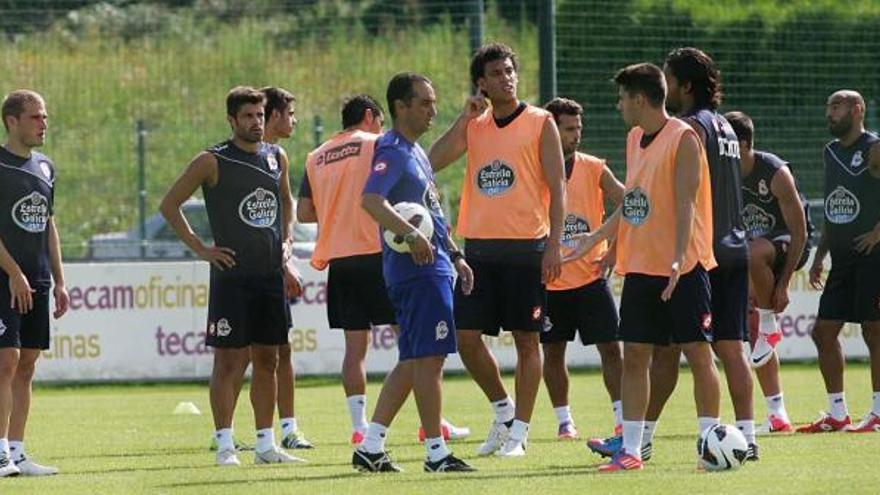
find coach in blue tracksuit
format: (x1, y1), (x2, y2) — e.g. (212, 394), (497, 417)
(353, 72), (475, 474)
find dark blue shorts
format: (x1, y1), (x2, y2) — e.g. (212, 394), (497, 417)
(0, 284), (50, 350)
(206, 271), (289, 348)
(709, 260), (749, 341)
(542, 278), (619, 345)
(454, 254), (546, 335)
(388, 275), (457, 361)
(818, 255), (880, 323)
(327, 254), (396, 330)
(618, 265), (713, 345)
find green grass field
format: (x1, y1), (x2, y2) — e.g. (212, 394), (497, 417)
(5, 363), (878, 494)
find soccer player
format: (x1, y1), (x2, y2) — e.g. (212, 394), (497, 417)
(570, 62), (721, 472)
(593, 48), (758, 460)
(799, 90), (880, 433)
(726, 110), (809, 434)
(429, 42), (566, 457)
(0, 90), (69, 477)
(541, 97), (624, 440)
(353, 72), (474, 473)
(297, 93), (394, 445)
(259, 86), (312, 449)
(160, 86), (304, 466)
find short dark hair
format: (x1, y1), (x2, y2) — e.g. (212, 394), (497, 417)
(386, 72), (432, 120)
(341, 94), (384, 129)
(724, 111), (754, 146)
(2, 89), (44, 131)
(260, 86), (295, 121)
(613, 63), (666, 107)
(544, 97), (583, 123)
(470, 42), (519, 88)
(226, 86), (265, 117)
(664, 47), (723, 110)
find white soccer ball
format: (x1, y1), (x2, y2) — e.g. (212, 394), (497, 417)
(383, 202), (434, 253)
(699, 424), (749, 471)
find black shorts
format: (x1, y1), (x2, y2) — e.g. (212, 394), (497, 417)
(327, 254), (396, 330)
(542, 278), (619, 345)
(618, 265), (713, 345)
(771, 239), (811, 279)
(0, 285), (50, 350)
(818, 255), (880, 323)
(454, 253), (546, 335)
(709, 260), (749, 341)
(206, 271), (289, 348)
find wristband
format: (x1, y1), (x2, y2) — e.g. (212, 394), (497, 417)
(449, 250), (464, 263)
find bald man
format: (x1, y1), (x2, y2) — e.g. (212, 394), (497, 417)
(798, 90), (880, 433)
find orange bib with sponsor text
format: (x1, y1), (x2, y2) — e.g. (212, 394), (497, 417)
(305, 130), (382, 270)
(615, 118), (716, 277)
(456, 105), (551, 239)
(549, 152), (608, 291)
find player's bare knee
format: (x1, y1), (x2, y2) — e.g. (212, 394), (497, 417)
(278, 343), (292, 361)
(597, 342), (623, 363)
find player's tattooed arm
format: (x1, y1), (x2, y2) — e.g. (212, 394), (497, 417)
(599, 164), (625, 212)
(160, 152), (235, 270)
(428, 95), (486, 172)
(0, 236), (32, 314)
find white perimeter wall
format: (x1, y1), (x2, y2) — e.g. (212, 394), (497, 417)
(34, 258), (866, 382)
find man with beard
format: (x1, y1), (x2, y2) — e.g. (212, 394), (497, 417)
(799, 90), (880, 434)
(160, 86), (305, 466)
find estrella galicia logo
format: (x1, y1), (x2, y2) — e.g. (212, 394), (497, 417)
(825, 186), (860, 224)
(742, 204), (776, 238)
(12, 192), (50, 233)
(561, 213), (590, 248)
(238, 187), (278, 228)
(622, 187), (650, 226)
(476, 160), (515, 196)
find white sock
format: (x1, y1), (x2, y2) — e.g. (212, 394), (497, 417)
(757, 308), (778, 335)
(735, 419), (756, 445)
(425, 436), (451, 463)
(622, 420), (644, 459)
(8, 441), (24, 462)
(765, 393), (789, 421)
(215, 428), (234, 452)
(347, 395), (368, 432)
(492, 396), (516, 424)
(553, 405), (573, 425)
(641, 421), (657, 445)
(698, 417), (719, 436)
(280, 417), (298, 437)
(612, 400), (623, 427)
(872, 392), (880, 416)
(255, 428), (275, 453)
(508, 419), (529, 442)
(828, 392), (848, 420)
(361, 422), (388, 454)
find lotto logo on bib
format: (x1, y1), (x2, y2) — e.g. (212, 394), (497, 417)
(622, 188), (650, 226)
(742, 204), (776, 238)
(12, 192), (50, 233)
(825, 186), (860, 224)
(476, 160), (515, 196)
(238, 188), (278, 228)
(561, 213), (590, 248)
